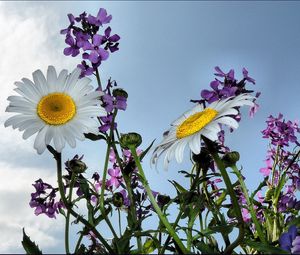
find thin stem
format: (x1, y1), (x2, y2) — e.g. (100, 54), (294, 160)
(118, 209), (122, 236)
(95, 68), (102, 91)
(65, 172), (76, 254)
(110, 139), (143, 251)
(99, 111), (119, 240)
(129, 146), (189, 254)
(74, 232), (84, 253)
(159, 211), (183, 254)
(231, 165), (266, 243)
(203, 138), (244, 254)
(51, 149), (114, 254)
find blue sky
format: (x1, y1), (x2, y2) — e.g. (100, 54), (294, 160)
(1, 1), (300, 253)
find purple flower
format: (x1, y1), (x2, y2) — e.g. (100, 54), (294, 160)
(87, 8), (112, 26)
(77, 61), (94, 78)
(101, 94), (114, 112)
(99, 114), (117, 133)
(262, 114), (300, 147)
(115, 96), (127, 110)
(82, 34), (109, 64)
(101, 26), (120, 53)
(259, 158), (273, 176)
(60, 14), (75, 35)
(74, 30), (91, 48)
(242, 67), (256, 84)
(279, 225), (299, 253)
(63, 35), (80, 57)
(106, 168), (122, 188)
(214, 66), (235, 81)
(30, 179), (63, 219)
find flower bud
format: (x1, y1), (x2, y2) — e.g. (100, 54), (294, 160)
(113, 88), (128, 99)
(192, 148), (212, 170)
(157, 194), (171, 207)
(265, 188), (274, 201)
(222, 151), (240, 167)
(69, 159), (87, 174)
(120, 132), (142, 149)
(112, 192), (124, 207)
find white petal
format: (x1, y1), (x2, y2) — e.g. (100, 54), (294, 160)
(32, 69), (48, 96)
(201, 128), (218, 141)
(23, 122), (44, 139)
(47, 66), (58, 92)
(56, 69), (68, 92)
(61, 126), (76, 148)
(188, 133), (201, 154)
(53, 127), (66, 152)
(217, 116), (239, 129)
(34, 125), (48, 154)
(63, 68), (81, 93)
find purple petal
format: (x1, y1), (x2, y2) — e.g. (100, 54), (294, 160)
(98, 48), (109, 60)
(63, 47), (73, 56)
(89, 51), (100, 64)
(105, 26), (112, 37)
(93, 34), (103, 46)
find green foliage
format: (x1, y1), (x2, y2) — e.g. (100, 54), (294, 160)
(21, 228), (42, 255)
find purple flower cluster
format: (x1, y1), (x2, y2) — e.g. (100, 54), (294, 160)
(99, 79), (127, 133)
(198, 66), (259, 118)
(262, 113), (300, 147)
(91, 148), (159, 217)
(279, 225), (300, 253)
(29, 179), (63, 218)
(61, 8), (120, 77)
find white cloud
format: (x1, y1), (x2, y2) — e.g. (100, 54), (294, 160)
(0, 2), (78, 253)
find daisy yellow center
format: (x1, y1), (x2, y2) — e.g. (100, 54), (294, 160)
(37, 93), (76, 125)
(176, 108), (218, 139)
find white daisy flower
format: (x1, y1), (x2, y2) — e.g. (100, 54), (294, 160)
(151, 94), (255, 169)
(5, 66), (106, 154)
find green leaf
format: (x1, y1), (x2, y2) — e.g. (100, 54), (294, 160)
(140, 139), (155, 161)
(169, 180), (187, 194)
(246, 240), (289, 254)
(22, 228), (42, 254)
(143, 238), (160, 253)
(78, 179), (90, 199)
(194, 240), (216, 254)
(84, 133), (106, 141)
(250, 176), (268, 199)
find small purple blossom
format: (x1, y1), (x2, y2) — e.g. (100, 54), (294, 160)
(106, 168), (123, 188)
(87, 8), (112, 26)
(30, 179), (63, 219)
(279, 225), (300, 253)
(63, 35), (80, 57)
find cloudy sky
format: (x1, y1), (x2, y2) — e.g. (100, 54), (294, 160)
(1, 1), (300, 253)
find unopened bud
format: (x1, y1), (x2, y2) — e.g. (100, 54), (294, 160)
(120, 132), (142, 149)
(69, 159), (87, 174)
(222, 151), (240, 167)
(157, 194), (171, 207)
(112, 192), (124, 207)
(265, 188), (275, 201)
(113, 88), (128, 99)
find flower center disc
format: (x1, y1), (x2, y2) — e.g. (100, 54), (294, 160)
(176, 108), (218, 139)
(37, 93), (76, 125)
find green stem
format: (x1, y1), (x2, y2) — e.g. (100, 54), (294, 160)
(52, 150), (114, 254)
(111, 139), (143, 251)
(64, 172), (76, 254)
(95, 67), (102, 91)
(203, 138), (244, 254)
(118, 209), (122, 237)
(99, 111), (119, 240)
(159, 211), (183, 254)
(129, 146), (189, 254)
(74, 232), (84, 253)
(231, 165), (266, 243)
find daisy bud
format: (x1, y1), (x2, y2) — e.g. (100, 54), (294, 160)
(112, 192), (124, 207)
(222, 151), (240, 167)
(192, 148), (212, 170)
(69, 159), (87, 174)
(113, 88), (128, 98)
(120, 132), (142, 149)
(265, 188), (275, 201)
(157, 194), (171, 207)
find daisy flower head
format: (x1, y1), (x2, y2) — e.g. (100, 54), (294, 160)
(151, 94), (255, 169)
(5, 66), (106, 154)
